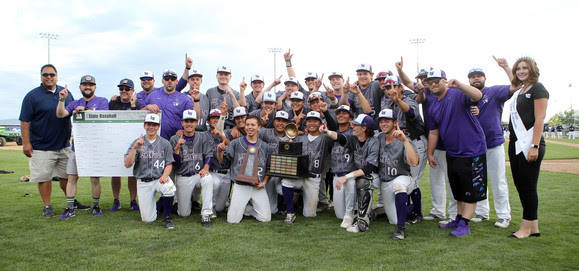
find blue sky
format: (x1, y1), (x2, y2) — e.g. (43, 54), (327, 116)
(1, 0), (577, 122)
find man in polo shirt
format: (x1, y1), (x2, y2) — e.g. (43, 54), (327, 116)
(19, 64), (89, 217)
(109, 78), (140, 212)
(206, 66), (242, 129)
(466, 59), (515, 228)
(142, 69), (195, 140)
(425, 68), (487, 237)
(56, 75), (109, 219)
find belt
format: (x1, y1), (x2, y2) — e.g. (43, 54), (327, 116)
(211, 169), (229, 174)
(141, 178), (154, 182)
(308, 173), (321, 179)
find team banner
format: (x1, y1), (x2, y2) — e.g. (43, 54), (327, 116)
(72, 110), (156, 177)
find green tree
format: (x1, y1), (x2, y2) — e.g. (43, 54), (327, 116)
(549, 108), (578, 126)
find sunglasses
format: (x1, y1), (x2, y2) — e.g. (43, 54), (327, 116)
(384, 85), (393, 90)
(163, 76), (177, 81)
(425, 78), (441, 85)
(141, 77), (153, 81)
(119, 86), (132, 91)
(42, 73), (56, 77)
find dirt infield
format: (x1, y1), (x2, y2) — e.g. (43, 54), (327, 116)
(0, 142), (22, 150)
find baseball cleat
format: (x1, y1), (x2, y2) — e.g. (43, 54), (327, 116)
(392, 225), (406, 240)
(109, 199), (121, 212)
(59, 208), (75, 220)
(470, 215), (489, 223)
(346, 222), (360, 233)
(284, 213), (296, 225)
(201, 215), (212, 227)
(450, 220), (470, 237)
(163, 217), (175, 229)
(494, 219), (510, 228)
(423, 214), (445, 221)
(74, 200), (91, 210)
(92, 206), (103, 216)
(43, 206), (55, 218)
(129, 200), (140, 211)
(210, 208), (217, 219)
(407, 213), (423, 224)
(340, 213), (354, 228)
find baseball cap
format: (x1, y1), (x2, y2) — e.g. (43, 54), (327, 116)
(335, 105), (354, 118)
(415, 68), (428, 79)
(305, 111), (322, 121)
(426, 68), (447, 80)
(356, 64), (373, 73)
(188, 69), (202, 78)
(251, 74), (264, 83)
(384, 76), (401, 86)
(284, 77), (299, 86)
(140, 71), (154, 79)
(232, 106), (247, 118)
(275, 111), (289, 120)
(328, 72), (343, 79)
(290, 91), (304, 101)
(217, 65), (231, 73)
(263, 91), (276, 103)
(467, 68), (485, 78)
(117, 78), (134, 88)
(80, 75), (96, 85)
(378, 108), (397, 120)
(350, 114), (374, 129)
(375, 71), (390, 80)
(144, 113), (161, 124)
(182, 110), (197, 120)
(308, 92), (322, 102)
(163, 69), (178, 78)
(209, 109), (222, 118)
(304, 72), (318, 80)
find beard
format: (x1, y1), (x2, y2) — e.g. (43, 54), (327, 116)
(471, 82), (485, 90)
(81, 90), (95, 98)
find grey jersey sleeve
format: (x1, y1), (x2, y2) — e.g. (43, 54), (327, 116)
(329, 132), (357, 174)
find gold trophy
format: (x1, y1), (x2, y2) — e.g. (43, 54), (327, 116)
(234, 145), (261, 186)
(268, 123), (309, 179)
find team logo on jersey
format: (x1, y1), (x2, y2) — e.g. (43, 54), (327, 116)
(173, 100), (180, 106)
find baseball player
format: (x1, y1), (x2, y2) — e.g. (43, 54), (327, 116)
(124, 113), (177, 229)
(376, 109), (419, 240)
(556, 125), (563, 139)
(343, 64), (382, 116)
(184, 69), (210, 131)
(206, 109), (231, 216)
(281, 111), (334, 225)
(55, 75), (109, 219)
(249, 91), (278, 128)
(109, 78), (140, 212)
(216, 115), (273, 223)
(244, 75), (265, 113)
(170, 110), (215, 227)
(135, 54), (190, 105)
(206, 66), (242, 129)
(283, 49), (335, 106)
(569, 125), (576, 140)
(329, 113), (380, 232)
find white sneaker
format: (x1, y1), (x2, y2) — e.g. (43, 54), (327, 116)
(346, 222), (360, 233)
(284, 213), (296, 225)
(439, 218), (454, 225)
(494, 218), (510, 228)
(341, 213), (354, 228)
(470, 215), (489, 223)
(423, 214), (445, 221)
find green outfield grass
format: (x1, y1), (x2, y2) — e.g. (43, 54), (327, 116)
(1, 149), (578, 270)
(504, 140), (579, 161)
(545, 137), (578, 144)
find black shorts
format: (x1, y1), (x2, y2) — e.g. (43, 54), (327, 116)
(446, 153), (487, 203)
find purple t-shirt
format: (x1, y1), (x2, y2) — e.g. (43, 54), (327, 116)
(423, 88), (445, 150)
(429, 88), (486, 158)
(136, 78), (187, 106)
(144, 88), (194, 140)
(475, 85), (510, 148)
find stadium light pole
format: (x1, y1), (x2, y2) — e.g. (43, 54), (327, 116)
(39, 33), (58, 64)
(409, 38), (425, 74)
(268, 48), (282, 91)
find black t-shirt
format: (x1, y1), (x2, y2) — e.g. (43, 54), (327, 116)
(508, 82), (549, 141)
(108, 97), (140, 110)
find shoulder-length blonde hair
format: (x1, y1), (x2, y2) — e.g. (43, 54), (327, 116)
(511, 56), (540, 86)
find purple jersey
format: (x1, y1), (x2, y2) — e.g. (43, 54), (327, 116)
(144, 88), (194, 140)
(429, 88), (486, 158)
(423, 88), (445, 150)
(65, 96), (109, 113)
(136, 78), (187, 106)
(475, 85), (510, 148)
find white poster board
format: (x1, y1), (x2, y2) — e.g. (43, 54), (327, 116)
(72, 110), (158, 177)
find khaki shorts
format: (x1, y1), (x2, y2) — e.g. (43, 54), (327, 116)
(66, 152), (78, 175)
(29, 147), (71, 183)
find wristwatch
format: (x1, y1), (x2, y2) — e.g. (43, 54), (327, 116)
(531, 144), (539, 149)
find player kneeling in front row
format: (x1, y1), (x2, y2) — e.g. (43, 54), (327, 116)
(216, 115), (273, 223)
(170, 110), (214, 227)
(124, 113), (177, 229)
(377, 109), (419, 240)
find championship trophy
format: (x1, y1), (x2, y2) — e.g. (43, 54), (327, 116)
(234, 145), (261, 186)
(267, 123), (309, 179)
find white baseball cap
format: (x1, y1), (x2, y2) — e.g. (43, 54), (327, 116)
(336, 105), (354, 117)
(305, 111), (322, 121)
(304, 72), (318, 80)
(284, 77), (299, 85)
(275, 111), (289, 120)
(263, 91), (276, 103)
(350, 114), (374, 128)
(209, 109), (221, 118)
(290, 91), (304, 101)
(427, 68), (447, 79)
(251, 74), (264, 83)
(356, 64), (373, 73)
(140, 71), (154, 79)
(217, 65), (231, 73)
(384, 75), (402, 86)
(378, 108), (397, 120)
(182, 110), (197, 120)
(144, 113), (161, 124)
(328, 72), (343, 79)
(232, 106), (247, 118)
(188, 69), (202, 78)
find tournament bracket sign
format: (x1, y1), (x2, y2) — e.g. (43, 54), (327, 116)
(71, 110), (159, 177)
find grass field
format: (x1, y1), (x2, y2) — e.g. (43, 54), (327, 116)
(504, 140), (579, 161)
(1, 148), (578, 270)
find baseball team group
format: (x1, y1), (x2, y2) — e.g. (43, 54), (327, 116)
(19, 50), (548, 240)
